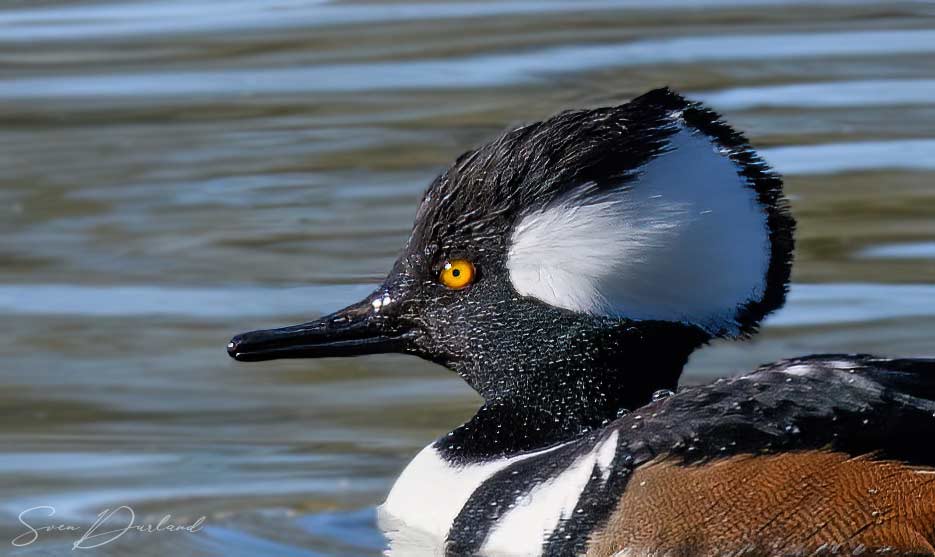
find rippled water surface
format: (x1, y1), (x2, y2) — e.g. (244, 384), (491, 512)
(3, 1), (935, 555)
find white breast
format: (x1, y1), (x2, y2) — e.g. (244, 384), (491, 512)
(482, 431), (619, 555)
(378, 443), (564, 554)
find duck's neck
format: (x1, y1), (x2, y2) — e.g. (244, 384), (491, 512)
(434, 323), (707, 463)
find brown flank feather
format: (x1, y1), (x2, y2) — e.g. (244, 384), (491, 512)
(588, 451), (935, 556)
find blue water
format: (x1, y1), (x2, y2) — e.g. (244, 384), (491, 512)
(3, 1), (935, 555)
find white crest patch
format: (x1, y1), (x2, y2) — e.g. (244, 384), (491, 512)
(506, 127), (769, 335)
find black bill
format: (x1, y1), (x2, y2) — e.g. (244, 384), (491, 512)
(227, 297), (408, 362)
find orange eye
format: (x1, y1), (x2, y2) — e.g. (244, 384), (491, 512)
(439, 259), (475, 290)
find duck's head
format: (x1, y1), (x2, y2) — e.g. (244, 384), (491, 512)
(228, 88), (794, 422)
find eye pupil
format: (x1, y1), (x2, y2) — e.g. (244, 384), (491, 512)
(452, 269), (461, 277)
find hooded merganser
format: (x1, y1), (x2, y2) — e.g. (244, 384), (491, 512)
(228, 88), (935, 556)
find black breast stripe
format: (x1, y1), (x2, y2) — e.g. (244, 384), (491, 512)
(542, 441), (641, 556)
(444, 435), (603, 555)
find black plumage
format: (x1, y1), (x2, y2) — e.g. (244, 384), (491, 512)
(449, 355), (935, 555)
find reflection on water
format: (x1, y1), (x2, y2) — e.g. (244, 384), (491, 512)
(2, 0), (935, 555)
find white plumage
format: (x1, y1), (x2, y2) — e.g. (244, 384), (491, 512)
(482, 431), (620, 556)
(380, 443), (565, 553)
(507, 127), (770, 335)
